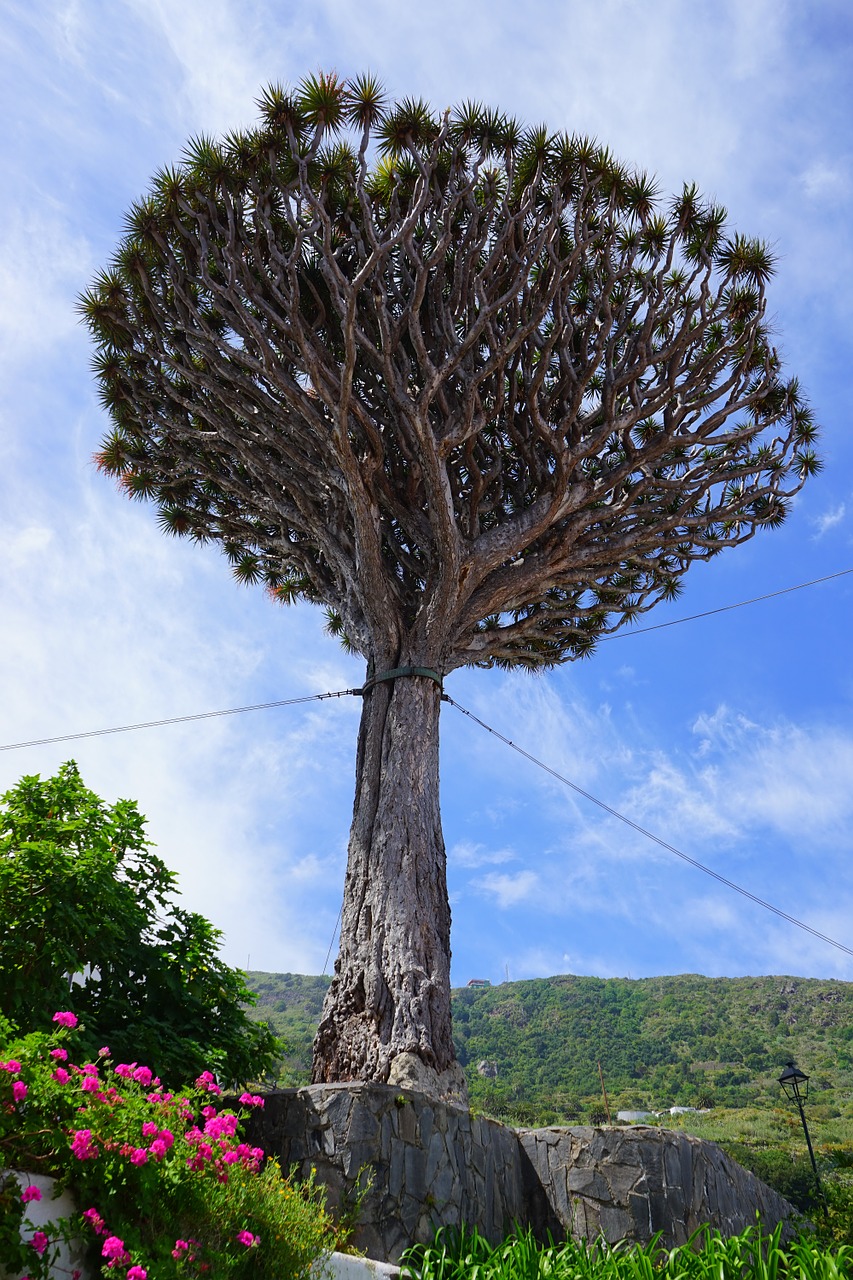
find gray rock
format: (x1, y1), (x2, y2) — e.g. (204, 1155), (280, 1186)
(248, 1086), (800, 1263)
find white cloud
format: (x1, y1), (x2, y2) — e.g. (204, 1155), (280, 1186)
(0, 208), (92, 374)
(812, 502), (847, 537)
(476, 870), (540, 909)
(687, 708), (853, 840)
(122, 0), (271, 134)
(801, 161), (851, 203)
(450, 840), (516, 869)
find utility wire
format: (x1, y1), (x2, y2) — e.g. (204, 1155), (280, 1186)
(444, 694), (853, 961)
(0, 689), (361, 754)
(602, 567), (853, 640)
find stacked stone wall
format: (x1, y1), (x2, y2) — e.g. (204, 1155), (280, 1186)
(244, 1084), (798, 1262)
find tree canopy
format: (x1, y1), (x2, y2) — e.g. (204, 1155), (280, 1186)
(82, 71), (817, 674)
(0, 762), (278, 1086)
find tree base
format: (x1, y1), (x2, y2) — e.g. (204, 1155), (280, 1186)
(386, 1052), (469, 1107)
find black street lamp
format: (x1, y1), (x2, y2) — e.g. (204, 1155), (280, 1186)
(778, 1062), (823, 1201)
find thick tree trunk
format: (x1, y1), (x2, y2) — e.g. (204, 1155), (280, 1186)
(311, 662), (460, 1093)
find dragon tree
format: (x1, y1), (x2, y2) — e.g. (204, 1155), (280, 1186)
(82, 72), (819, 1096)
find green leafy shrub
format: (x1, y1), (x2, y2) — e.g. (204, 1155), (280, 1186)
(0, 762), (279, 1085)
(723, 1142), (820, 1213)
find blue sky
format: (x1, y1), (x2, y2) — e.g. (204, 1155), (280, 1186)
(2, 0), (852, 986)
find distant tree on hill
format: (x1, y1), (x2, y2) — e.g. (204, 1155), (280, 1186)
(0, 761), (278, 1085)
(82, 73), (818, 1093)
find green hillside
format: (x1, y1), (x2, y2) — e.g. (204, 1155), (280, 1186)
(246, 970), (853, 1116)
(245, 969), (853, 1225)
(452, 973), (853, 1121)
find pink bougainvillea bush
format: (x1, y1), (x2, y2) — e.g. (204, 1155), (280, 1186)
(0, 1013), (338, 1280)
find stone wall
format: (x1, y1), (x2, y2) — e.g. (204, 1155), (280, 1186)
(245, 1083), (526, 1260)
(518, 1124), (797, 1248)
(244, 1084), (798, 1262)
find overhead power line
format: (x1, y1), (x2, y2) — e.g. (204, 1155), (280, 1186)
(603, 567), (853, 640)
(443, 694), (853, 961)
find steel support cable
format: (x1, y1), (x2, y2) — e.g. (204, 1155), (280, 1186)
(0, 689), (362, 754)
(1, 567), (849, 755)
(601, 567), (853, 641)
(443, 694), (853, 960)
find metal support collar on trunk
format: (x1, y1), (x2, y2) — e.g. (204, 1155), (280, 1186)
(359, 666), (443, 696)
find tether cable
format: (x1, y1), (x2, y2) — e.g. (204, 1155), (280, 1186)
(603, 567), (853, 640)
(1, 567), (849, 754)
(0, 689), (361, 753)
(444, 694), (853, 961)
(323, 900), (344, 976)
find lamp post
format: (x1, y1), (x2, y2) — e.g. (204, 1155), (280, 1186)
(778, 1062), (823, 1201)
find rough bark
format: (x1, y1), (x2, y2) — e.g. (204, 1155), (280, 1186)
(312, 664), (455, 1085)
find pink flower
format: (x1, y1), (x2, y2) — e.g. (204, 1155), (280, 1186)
(149, 1139), (167, 1161)
(132, 1066), (153, 1086)
(127, 1268), (147, 1280)
(98, 1046), (110, 1057)
(194, 1070), (221, 1095)
(239, 1092), (264, 1108)
(31, 1231), (49, 1255)
(1, 1060), (22, 1072)
(130, 1148), (148, 1165)
(101, 1236), (129, 1262)
(114, 1063), (135, 1079)
(141, 1121), (158, 1137)
(201, 1104), (217, 1119)
(158, 1128), (174, 1149)
(236, 1230), (259, 1248)
(21, 1185), (42, 1205)
(52, 1011), (78, 1029)
(204, 1113), (238, 1139)
(50, 1048), (68, 1061)
(12, 1080), (28, 1103)
(82, 1208), (106, 1235)
(172, 1240), (189, 1256)
(52, 1067), (71, 1084)
(81, 1076), (100, 1093)
(71, 1129), (98, 1160)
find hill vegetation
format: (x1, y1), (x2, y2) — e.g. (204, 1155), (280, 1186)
(245, 969), (853, 1221)
(246, 970), (853, 1119)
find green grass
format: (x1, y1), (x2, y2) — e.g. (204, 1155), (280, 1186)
(401, 1224), (853, 1280)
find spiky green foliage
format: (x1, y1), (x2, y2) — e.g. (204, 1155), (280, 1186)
(82, 75), (816, 674)
(402, 1224), (852, 1280)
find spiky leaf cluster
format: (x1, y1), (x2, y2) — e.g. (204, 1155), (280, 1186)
(82, 73), (819, 670)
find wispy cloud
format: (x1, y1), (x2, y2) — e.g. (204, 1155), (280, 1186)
(475, 870), (541, 910)
(450, 841), (516, 870)
(801, 161), (851, 204)
(812, 503), (847, 538)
